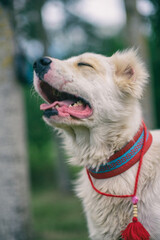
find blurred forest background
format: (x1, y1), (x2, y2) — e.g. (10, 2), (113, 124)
(0, 0), (160, 239)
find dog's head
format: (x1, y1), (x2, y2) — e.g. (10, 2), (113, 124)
(33, 49), (148, 129)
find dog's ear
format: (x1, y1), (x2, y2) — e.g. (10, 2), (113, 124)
(111, 49), (149, 98)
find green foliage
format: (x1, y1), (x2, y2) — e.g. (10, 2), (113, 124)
(149, 0), (160, 127)
(24, 85), (57, 187)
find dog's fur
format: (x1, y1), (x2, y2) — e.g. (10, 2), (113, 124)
(34, 49), (160, 240)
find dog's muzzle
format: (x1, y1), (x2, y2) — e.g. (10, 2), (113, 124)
(33, 57), (52, 80)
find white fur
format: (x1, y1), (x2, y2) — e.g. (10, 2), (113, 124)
(34, 49), (160, 240)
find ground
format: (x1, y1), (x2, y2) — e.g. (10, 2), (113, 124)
(32, 188), (89, 240)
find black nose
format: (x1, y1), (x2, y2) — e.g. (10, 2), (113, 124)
(33, 57), (52, 80)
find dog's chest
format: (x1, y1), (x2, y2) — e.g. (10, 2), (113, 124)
(88, 196), (132, 239)
(76, 163), (160, 240)
(76, 169), (135, 239)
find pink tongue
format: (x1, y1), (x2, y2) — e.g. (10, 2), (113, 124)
(40, 101), (93, 119)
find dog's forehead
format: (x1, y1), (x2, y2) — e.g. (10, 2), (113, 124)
(66, 52), (108, 63)
(64, 52), (111, 72)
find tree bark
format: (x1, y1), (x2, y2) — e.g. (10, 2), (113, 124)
(124, 0), (156, 129)
(0, 5), (31, 240)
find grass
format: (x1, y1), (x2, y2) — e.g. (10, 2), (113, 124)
(31, 188), (89, 240)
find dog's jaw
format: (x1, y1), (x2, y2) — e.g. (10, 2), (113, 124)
(34, 64), (94, 126)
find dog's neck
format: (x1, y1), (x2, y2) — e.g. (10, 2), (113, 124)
(61, 106), (142, 168)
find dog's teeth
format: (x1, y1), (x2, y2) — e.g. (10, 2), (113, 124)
(55, 104), (59, 109)
(77, 101), (83, 106)
(69, 101), (83, 107)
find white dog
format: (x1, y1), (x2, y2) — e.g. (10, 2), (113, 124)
(33, 49), (160, 240)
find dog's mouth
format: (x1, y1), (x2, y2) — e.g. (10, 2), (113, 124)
(38, 81), (93, 119)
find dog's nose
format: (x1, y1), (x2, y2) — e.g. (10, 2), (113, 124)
(33, 57), (52, 79)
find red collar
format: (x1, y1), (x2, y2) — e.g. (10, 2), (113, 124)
(86, 122), (152, 238)
(88, 122), (152, 179)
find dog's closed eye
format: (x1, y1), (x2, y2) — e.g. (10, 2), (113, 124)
(77, 62), (94, 69)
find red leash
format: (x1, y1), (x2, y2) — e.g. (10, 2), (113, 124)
(86, 122), (150, 239)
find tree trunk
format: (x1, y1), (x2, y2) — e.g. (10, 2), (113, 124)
(0, 5), (31, 240)
(124, 0), (156, 129)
